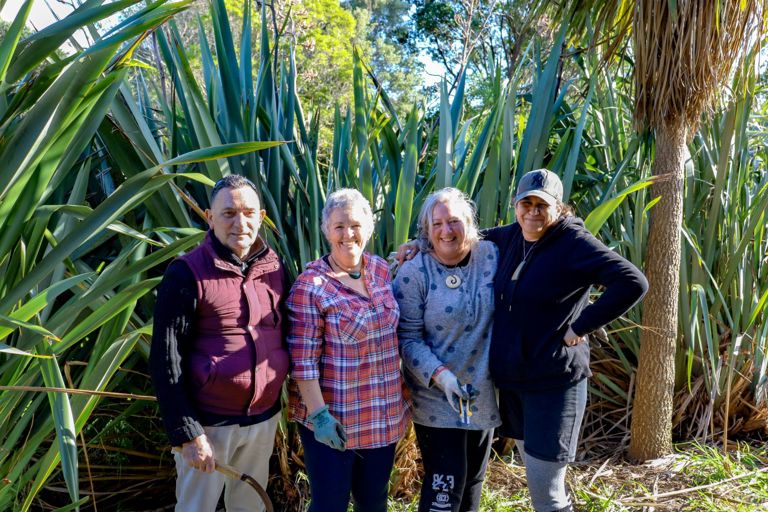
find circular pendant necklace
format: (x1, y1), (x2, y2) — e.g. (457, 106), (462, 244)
(437, 251), (470, 289)
(329, 254), (362, 280)
(445, 274), (461, 289)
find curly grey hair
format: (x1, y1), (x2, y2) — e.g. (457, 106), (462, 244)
(417, 187), (480, 253)
(321, 188), (375, 244)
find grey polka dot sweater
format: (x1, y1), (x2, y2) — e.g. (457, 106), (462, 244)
(393, 240), (501, 430)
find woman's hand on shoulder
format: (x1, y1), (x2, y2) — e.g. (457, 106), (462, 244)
(391, 240), (420, 267)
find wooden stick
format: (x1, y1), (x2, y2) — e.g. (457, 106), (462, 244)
(171, 448), (274, 512)
(616, 466), (768, 502)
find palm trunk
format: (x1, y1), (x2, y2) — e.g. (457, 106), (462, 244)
(628, 122), (687, 461)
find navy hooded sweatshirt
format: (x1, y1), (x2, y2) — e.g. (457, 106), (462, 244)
(483, 217), (648, 390)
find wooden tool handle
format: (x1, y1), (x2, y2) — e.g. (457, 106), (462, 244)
(171, 447), (274, 512)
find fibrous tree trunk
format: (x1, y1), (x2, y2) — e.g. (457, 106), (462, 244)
(628, 121), (688, 461)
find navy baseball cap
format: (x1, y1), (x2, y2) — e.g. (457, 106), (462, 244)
(515, 169), (563, 206)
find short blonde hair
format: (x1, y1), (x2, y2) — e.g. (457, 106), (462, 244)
(417, 187), (480, 252)
(321, 188), (375, 244)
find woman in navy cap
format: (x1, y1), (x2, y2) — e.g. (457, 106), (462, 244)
(398, 169), (647, 512)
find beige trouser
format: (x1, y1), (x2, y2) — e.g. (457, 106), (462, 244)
(174, 412), (280, 512)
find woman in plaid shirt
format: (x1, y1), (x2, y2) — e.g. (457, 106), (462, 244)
(287, 188), (410, 512)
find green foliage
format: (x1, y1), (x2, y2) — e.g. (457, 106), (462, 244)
(412, 0), (547, 104)
(414, 0), (457, 56)
(348, 1), (423, 115)
(289, 0), (358, 111)
(0, 2), (286, 509)
(0, 0), (766, 509)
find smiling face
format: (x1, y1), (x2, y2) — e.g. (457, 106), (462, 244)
(326, 205), (368, 269)
(429, 201), (470, 265)
(515, 195), (558, 241)
(205, 186), (265, 259)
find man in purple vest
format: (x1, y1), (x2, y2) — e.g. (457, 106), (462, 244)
(150, 175), (289, 511)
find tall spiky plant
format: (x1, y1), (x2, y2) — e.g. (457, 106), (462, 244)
(0, 2), (288, 509)
(628, 0), (767, 461)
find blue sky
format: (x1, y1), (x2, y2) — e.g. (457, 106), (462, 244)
(2, 0), (63, 27)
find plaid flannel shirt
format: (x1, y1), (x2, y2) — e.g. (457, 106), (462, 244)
(287, 253), (410, 449)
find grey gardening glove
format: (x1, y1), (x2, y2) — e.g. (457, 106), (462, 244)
(434, 369), (470, 412)
(308, 405), (347, 451)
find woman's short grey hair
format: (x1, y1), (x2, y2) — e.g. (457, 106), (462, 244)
(321, 188), (375, 243)
(417, 187), (480, 252)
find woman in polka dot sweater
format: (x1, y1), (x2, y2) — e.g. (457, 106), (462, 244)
(393, 187), (500, 512)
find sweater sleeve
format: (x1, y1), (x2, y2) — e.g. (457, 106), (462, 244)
(568, 228), (649, 336)
(393, 256), (444, 388)
(149, 260), (205, 446)
(480, 225), (506, 246)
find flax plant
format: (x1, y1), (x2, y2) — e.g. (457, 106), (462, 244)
(0, 2), (284, 509)
(2, 0), (767, 509)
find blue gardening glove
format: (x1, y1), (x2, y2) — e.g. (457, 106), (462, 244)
(307, 405), (347, 451)
(434, 369), (470, 412)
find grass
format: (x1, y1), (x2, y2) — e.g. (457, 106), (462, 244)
(383, 441), (768, 512)
(249, 439), (768, 511)
(385, 486), (530, 511)
(567, 441), (768, 511)
(36, 433), (768, 511)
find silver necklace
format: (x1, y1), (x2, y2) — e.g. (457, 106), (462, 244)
(522, 240), (536, 261)
(511, 240), (537, 281)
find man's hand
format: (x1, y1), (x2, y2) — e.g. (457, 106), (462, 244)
(179, 434), (215, 473)
(563, 326), (586, 347)
(308, 405), (347, 451)
(434, 368), (469, 412)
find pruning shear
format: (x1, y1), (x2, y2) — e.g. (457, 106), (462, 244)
(459, 383), (474, 426)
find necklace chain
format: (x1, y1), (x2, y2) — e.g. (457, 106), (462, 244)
(510, 241), (536, 282)
(522, 240), (536, 261)
(329, 254), (362, 279)
(433, 248), (470, 267)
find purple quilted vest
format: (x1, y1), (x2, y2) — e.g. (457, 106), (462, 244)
(179, 232), (288, 417)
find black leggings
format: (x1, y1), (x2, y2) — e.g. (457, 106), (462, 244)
(414, 424), (494, 512)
